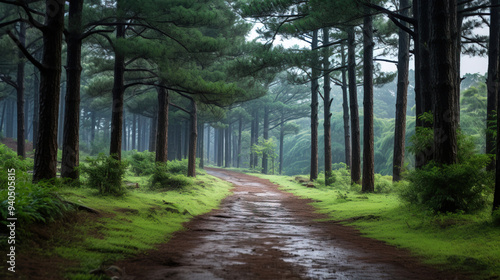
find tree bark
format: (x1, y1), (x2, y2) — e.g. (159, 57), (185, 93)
(218, 127), (224, 166)
(393, 0), (410, 182)
(362, 6), (375, 192)
(33, 0), (65, 182)
(237, 116), (242, 168)
(430, 0), (459, 165)
(198, 123), (205, 169)
(487, 0), (500, 170)
(16, 22), (26, 158)
(341, 43), (351, 169)
(225, 124), (231, 168)
(188, 98), (197, 177)
(61, 0), (83, 179)
(109, 8), (126, 160)
(310, 29), (319, 181)
(279, 113), (285, 175)
(149, 114), (157, 152)
(58, 83), (65, 149)
(155, 87), (169, 162)
(415, 0), (433, 168)
(323, 28), (333, 184)
(347, 26), (361, 185)
(32, 65), (39, 151)
(262, 106), (269, 174)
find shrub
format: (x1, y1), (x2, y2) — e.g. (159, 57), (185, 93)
(0, 144), (33, 171)
(374, 174), (393, 194)
(80, 154), (128, 195)
(166, 159), (189, 174)
(149, 163), (192, 190)
(0, 177), (72, 239)
(128, 150), (156, 176)
(399, 155), (492, 213)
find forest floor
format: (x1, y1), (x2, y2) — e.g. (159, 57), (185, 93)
(115, 168), (466, 280)
(1, 138), (33, 154)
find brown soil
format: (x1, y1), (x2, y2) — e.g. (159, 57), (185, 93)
(114, 168), (468, 280)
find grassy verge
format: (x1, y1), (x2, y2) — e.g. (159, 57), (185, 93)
(249, 172), (500, 280)
(15, 172), (232, 279)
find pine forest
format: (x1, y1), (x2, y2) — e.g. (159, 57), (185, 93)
(0, 0), (500, 279)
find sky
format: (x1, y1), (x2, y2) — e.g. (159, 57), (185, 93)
(253, 25), (489, 76)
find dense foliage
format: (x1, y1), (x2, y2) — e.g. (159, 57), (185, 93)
(401, 130), (494, 213)
(149, 162), (193, 190)
(80, 154), (129, 195)
(0, 145), (71, 238)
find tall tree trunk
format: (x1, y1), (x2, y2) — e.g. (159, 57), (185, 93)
(225, 124), (231, 168)
(32, 65), (39, 151)
(0, 101), (5, 135)
(109, 11), (126, 160)
(207, 125), (211, 164)
(6, 100), (13, 138)
(430, 0), (459, 165)
(16, 22), (26, 158)
(487, 0), (500, 170)
(123, 112), (127, 151)
(415, 0), (433, 168)
(237, 116), (242, 168)
(310, 29), (319, 181)
(149, 115), (157, 152)
(177, 124), (183, 160)
(347, 26), (361, 185)
(393, 0), (410, 182)
(33, 0), (65, 182)
(279, 114), (285, 175)
(198, 123), (205, 169)
(262, 106), (269, 174)
(362, 6), (375, 192)
(341, 43), (351, 169)
(62, 0), (84, 180)
(58, 83), (65, 149)
(218, 127), (224, 166)
(188, 98), (197, 177)
(25, 94), (30, 141)
(132, 113), (136, 150)
(323, 28), (333, 184)
(155, 87), (169, 162)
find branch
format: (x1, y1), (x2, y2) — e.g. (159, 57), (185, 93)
(363, 2), (416, 26)
(6, 30), (43, 70)
(80, 29), (115, 41)
(0, 0), (44, 30)
(0, 74), (18, 89)
(374, 58), (398, 64)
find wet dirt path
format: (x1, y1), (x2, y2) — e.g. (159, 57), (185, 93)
(117, 168), (464, 280)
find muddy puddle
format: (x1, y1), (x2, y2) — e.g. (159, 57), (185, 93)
(117, 169), (464, 280)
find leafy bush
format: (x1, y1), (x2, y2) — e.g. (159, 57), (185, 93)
(374, 174), (393, 194)
(0, 144), (33, 172)
(128, 150), (156, 176)
(80, 154), (128, 195)
(149, 163), (192, 190)
(399, 155), (492, 213)
(0, 175), (72, 240)
(166, 159), (189, 174)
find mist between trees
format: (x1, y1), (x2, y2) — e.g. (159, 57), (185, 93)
(0, 0), (499, 212)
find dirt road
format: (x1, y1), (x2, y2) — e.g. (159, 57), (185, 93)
(117, 168), (464, 279)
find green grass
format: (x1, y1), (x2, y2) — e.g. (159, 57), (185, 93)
(251, 172), (500, 279)
(40, 172), (232, 279)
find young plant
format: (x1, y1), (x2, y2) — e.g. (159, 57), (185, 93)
(80, 154), (128, 195)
